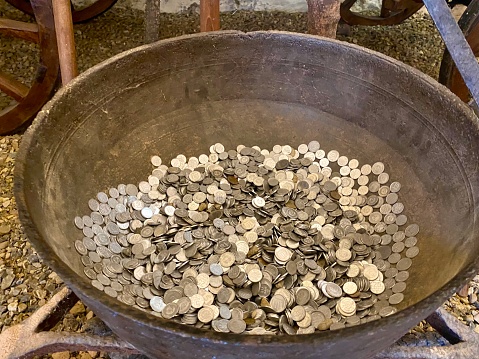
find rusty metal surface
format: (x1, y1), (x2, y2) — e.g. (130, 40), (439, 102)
(423, 0), (479, 111)
(439, 0), (479, 102)
(2, 286), (479, 359)
(0, 287), (139, 359)
(375, 308), (479, 359)
(14, 32), (479, 359)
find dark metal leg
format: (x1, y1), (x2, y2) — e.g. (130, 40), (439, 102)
(2, 286), (479, 359)
(0, 287), (140, 359)
(374, 307), (479, 359)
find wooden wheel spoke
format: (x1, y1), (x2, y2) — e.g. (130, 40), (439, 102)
(0, 71), (29, 101)
(0, 18), (39, 42)
(6, 0), (119, 24)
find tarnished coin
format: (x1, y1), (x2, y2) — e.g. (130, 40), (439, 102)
(228, 319), (247, 334)
(343, 282), (358, 295)
(162, 303), (179, 319)
(220, 252), (236, 267)
(275, 247), (292, 263)
(324, 283), (342, 298)
(295, 287), (311, 305)
(364, 265), (379, 281)
(270, 295), (288, 313)
(291, 306), (306, 322)
(370, 281), (385, 295)
(337, 297), (356, 316)
(74, 142), (420, 335)
(248, 268), (263, 283)
(405, 224), (420, 237)
(389, 293), (405, 305)
(396, 257), (412, 271)
(198, 307), (215, 323)
(75, 240), (88, 256)
(405, 246), (419, 258)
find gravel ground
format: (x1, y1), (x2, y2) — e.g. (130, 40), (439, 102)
(1, 2), (478, 359)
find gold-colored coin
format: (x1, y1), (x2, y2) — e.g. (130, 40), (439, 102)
(342, 282), (358, 295)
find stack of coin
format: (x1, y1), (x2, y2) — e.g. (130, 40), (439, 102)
(73, 141), (420, 335)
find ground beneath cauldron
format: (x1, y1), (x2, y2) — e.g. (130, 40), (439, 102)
(1, 2), (478, 359)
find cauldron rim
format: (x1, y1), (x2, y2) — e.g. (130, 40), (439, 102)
(14, 30), (479, 346)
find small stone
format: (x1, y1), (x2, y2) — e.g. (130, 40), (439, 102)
(86, 311), (94, 320)
(7, 301), (17, 312)
(88, 352), (99, 358)
(51, 352), (71, 359)
(63, 314), (80, 331)
(0, 224), (11, 235)
(48, 272), (63, 284)
(83, 317), (112, 336)
(18, 303), (27, 312)
(0, 241), (8, 250)
(469, 293), (477, 304)
(457, 284), (469, 298)
(1, 274), (15, 290)
(79, 352), (93, 359)
(70, 301), (86, 315)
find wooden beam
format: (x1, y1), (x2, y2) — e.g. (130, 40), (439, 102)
(0, 19), (39, 42)
(306, 0), (341, 38)
(145, 0), (161, 43)
(0, 71), (29, 101)
(52, 0), (78, 85)
(200, 0), (220, 32)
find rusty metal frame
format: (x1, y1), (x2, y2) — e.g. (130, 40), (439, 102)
(0, 288), (139, 359)
(1, 286), (478, 359)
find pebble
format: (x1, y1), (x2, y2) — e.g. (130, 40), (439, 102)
(7, 301), (18, 312)
(70, 301), (86, 315)
(52, 352), (71, 359)
(1, 274), (15, 290)
(0, 224), (11, 234)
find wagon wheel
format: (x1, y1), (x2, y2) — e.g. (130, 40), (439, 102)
(439, 0), (479, 103)
(0, 0), (60, 134)
(5, 0), (118, 23)
(341, 0), (424, 26)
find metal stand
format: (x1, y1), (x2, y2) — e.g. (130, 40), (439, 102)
(1, 286), (479, 359)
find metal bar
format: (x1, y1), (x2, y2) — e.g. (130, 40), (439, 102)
(0, 287), (140, 359)
(52, 0), (78, 85)
(422, 0), (479, 106)
(2, 287), (479, 359)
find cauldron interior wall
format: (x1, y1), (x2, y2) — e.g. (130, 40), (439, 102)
(16, 32), (479, 359)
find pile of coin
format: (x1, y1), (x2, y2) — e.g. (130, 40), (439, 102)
(74, 141), (420, 335)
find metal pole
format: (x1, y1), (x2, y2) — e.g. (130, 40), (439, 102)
(423, 0), (479, 106)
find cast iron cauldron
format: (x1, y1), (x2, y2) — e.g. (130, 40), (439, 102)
(14, 31), (479, 359)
